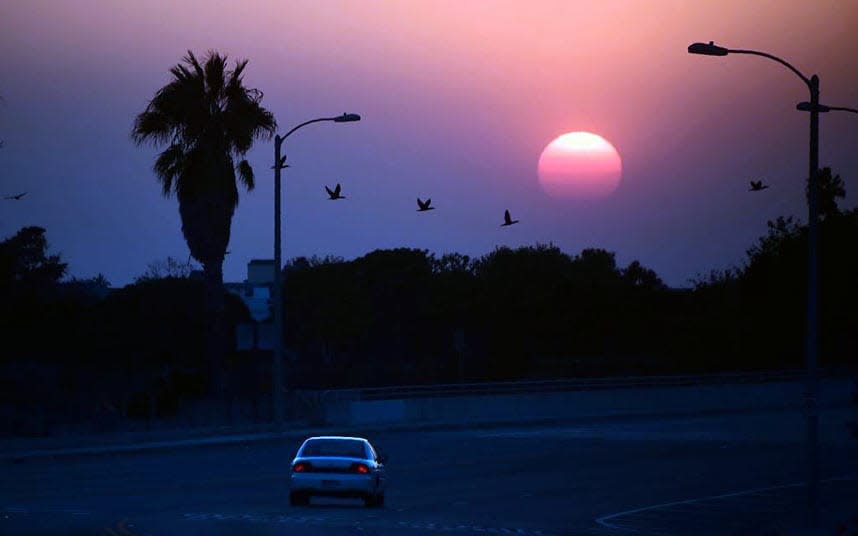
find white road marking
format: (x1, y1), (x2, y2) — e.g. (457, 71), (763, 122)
(595, 475), (856, 529)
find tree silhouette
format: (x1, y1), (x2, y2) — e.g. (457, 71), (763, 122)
(3, 212), (856, 430)
(0, 226), (66, 295)
(135, 256), (193, 282)
(131, 51), (276, 396)
(0, 227), (67, 365)
(92, 276), (251, 418)
(278, 243), (691, 385)
(694, 167), (858, 371)
(622, 260), (666, 291)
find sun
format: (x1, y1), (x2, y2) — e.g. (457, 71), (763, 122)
(537, 132), (622, 199)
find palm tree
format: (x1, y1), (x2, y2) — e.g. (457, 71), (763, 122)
(132, 50), (276, 396)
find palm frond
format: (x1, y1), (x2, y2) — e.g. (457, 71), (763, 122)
(236, 159), (255, 191)
(149, 77), (207, 141)
(153, 144), (186, 196)
(175, 145), (213, 201)
(204, 52), (227, 100)
(132, 110), (173, 145)
(183, 50), (205, 81)
(226, 108), (276, 153)
(223, 77), (276, 153)
(169, 63), (194, 83)
(231, 59), (248, 82)
(173, 52), (206, 110)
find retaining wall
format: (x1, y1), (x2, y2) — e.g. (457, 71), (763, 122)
(323, 378), (854, 427)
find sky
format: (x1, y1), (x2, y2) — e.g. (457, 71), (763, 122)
(1, 0), (857, 287)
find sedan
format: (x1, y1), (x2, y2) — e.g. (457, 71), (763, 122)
(289, 436), (387, 507)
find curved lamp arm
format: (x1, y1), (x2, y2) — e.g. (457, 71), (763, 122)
(728, 49), (812, 89)
(277, 113), (361, 145)
(688, 42), (812, 90)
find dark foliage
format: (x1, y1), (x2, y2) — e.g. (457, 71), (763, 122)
(696, 173), (858, 371)
(806, 167), (846, 221)
(2, 166), (856, 433)
(0, 229), (250, 435)
(281, 244), (688, 388)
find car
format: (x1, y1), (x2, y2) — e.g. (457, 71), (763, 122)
(289, 436), (387, 507)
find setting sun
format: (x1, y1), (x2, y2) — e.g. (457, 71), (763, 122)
(537, 132), (623, 200)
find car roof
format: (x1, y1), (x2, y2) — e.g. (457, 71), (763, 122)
(303, 436), (369, 442)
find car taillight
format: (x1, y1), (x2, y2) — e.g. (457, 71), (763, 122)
(293, 462), (311, 473)
(350, 463), (370, 474)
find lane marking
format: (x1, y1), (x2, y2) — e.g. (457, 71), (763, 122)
(595, 475), (856, 529)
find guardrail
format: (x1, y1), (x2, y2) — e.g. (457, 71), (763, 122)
(321, 369), (809, 403)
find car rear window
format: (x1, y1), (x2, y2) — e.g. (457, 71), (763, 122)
(301, 439), (366, 458)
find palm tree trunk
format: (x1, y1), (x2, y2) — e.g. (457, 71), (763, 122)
(203, 259), (227, 399)
(178, 185), (233, 402)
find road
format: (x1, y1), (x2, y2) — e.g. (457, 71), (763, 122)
(2, 408), (857, 535)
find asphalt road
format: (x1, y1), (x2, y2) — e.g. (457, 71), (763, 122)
(2, 408), (857, 535)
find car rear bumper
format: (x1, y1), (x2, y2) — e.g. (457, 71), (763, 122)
(290, 472), (381, 497)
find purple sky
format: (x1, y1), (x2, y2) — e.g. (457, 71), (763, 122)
(1, 1), (857, 287)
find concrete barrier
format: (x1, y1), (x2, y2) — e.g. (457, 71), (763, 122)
(324, 378), (854, 428)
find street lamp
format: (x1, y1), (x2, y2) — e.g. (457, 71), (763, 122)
(689, 40), (823, 528)
(271, 112), (360, 425)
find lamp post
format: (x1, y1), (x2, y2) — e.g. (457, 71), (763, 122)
(688, 40), (823, 528)
(272, 113), (360, 425)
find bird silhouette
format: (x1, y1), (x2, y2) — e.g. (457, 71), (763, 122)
(748, 180), (769, 192)
(4, 192), (27, 200)
(271, 155), (289, 169)
(501, 209), (519, 227)
(325, 184), (345, 200)
(417, 198), (435, 212)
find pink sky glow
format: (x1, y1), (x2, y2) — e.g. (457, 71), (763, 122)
(1, 1), (857, 286)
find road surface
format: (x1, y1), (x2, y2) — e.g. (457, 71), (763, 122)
(2, 407), (857, 535)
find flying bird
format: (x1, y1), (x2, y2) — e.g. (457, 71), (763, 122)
(501, 209), (519, 227)
(748, 180), (769, 192)
(325, 184), (345, 200)
(4, 192), (27, 200)
(417, 198), (435, 212)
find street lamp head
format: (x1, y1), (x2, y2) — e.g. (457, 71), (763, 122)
(688, 41), (729, 56)
(333, 113), (361, 123)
